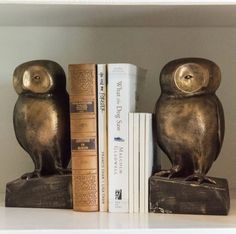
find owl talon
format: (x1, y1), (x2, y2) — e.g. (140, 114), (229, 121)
(154, 170), (171, 177)
(168, 171), (179, 179)
(203, 177), (216, 184)
(55, 168), (71, 175)
(21, 171), (41, 180)
(155, 167), (183, 178)
(168, 165), (183, 179)
(185, 174), (216, 184)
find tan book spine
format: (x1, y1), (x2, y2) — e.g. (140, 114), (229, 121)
(69, 64), (98, 212)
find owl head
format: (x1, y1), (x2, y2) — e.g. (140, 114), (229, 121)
(13, 60), (66, 95)
(159, 58), (221, 96)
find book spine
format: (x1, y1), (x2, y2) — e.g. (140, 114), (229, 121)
(145, 113), (153, 213)
(108, 64), (137, 212)
(133, 113), (140, 213)
(139, 113), (146, 213)
(69, 64), (98, 212)
(97, 64), (108, 212)
(128, 113), (134, 213)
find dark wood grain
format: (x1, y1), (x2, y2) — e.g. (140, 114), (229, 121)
(149, 175), (230, 215)
(5, 174), (72, 209)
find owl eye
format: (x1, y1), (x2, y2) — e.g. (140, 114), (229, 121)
(33, 75), (41, 81)
(184, 75), (193, 80)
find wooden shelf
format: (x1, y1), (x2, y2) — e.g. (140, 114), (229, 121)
(0, 192), (236, 233)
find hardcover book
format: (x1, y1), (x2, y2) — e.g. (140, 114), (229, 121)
(69, 64), (99, 212)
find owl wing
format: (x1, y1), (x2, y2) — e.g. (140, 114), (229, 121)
(214, 95), (225, 161)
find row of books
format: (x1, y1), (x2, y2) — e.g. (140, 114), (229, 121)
(129, 113), (153, 213)
(69, 63), (153, 213)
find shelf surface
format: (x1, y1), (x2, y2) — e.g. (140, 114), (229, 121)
(0, 192), (236, 233)
(1, 3), (236, 26)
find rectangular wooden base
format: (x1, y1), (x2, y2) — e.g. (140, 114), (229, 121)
(5, 174), (72, 209)
(149, 176), (230, 215)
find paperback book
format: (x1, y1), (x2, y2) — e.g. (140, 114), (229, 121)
(107, 64), (146, 212)
(97, 64), (108, 212)
(128, 112), (153, 213)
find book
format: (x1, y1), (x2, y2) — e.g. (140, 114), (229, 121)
(97, 64), (108, 212)
(69, 64), (99, 212)
(128, 113), (134, 213)
(144, 113), (153, 213)
(129, 112), (153, 214)
(133, 112), (140, 213)
(107, 64), (146, 212)
(139, 113), (146, 213)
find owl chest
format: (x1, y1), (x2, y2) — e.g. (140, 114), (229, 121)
(14, 97), (58, 143)
(157, 97), (212, 140)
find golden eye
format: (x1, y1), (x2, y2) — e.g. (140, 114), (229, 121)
(174, 63), (209, 94)
(184, 75), (193, 80)
(33, 75), (41, 81)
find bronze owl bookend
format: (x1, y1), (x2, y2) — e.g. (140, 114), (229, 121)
(5, 60), (72, 209)
(149, 58), (230, 215)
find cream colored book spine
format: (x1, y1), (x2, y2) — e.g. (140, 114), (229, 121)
(139, 113), (146, 213)
(145, 113), (153, 213)
(128, 112), (134, 213)
(97, 64), (108, 212)
(133, 112), (140, 213)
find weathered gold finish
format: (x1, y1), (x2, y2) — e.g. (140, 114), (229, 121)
(13, 60), (71, 179)
(155, 58), (224, 184)
(174, 63), (209, 93)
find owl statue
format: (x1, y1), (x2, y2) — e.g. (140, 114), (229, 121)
(155, 58), (224, 184)
(13, 60), (71, 179)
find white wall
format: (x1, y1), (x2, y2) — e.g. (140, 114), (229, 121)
(0, 26), (235, 193)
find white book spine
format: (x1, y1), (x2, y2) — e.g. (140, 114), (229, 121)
(97, 64), (108, 212)
(133, 113), (140, 213)
(128, 113), (134, 213)
(139, 113), (146, 213)
(108, 64), (139, 212)
(145, 113), (153, 213)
